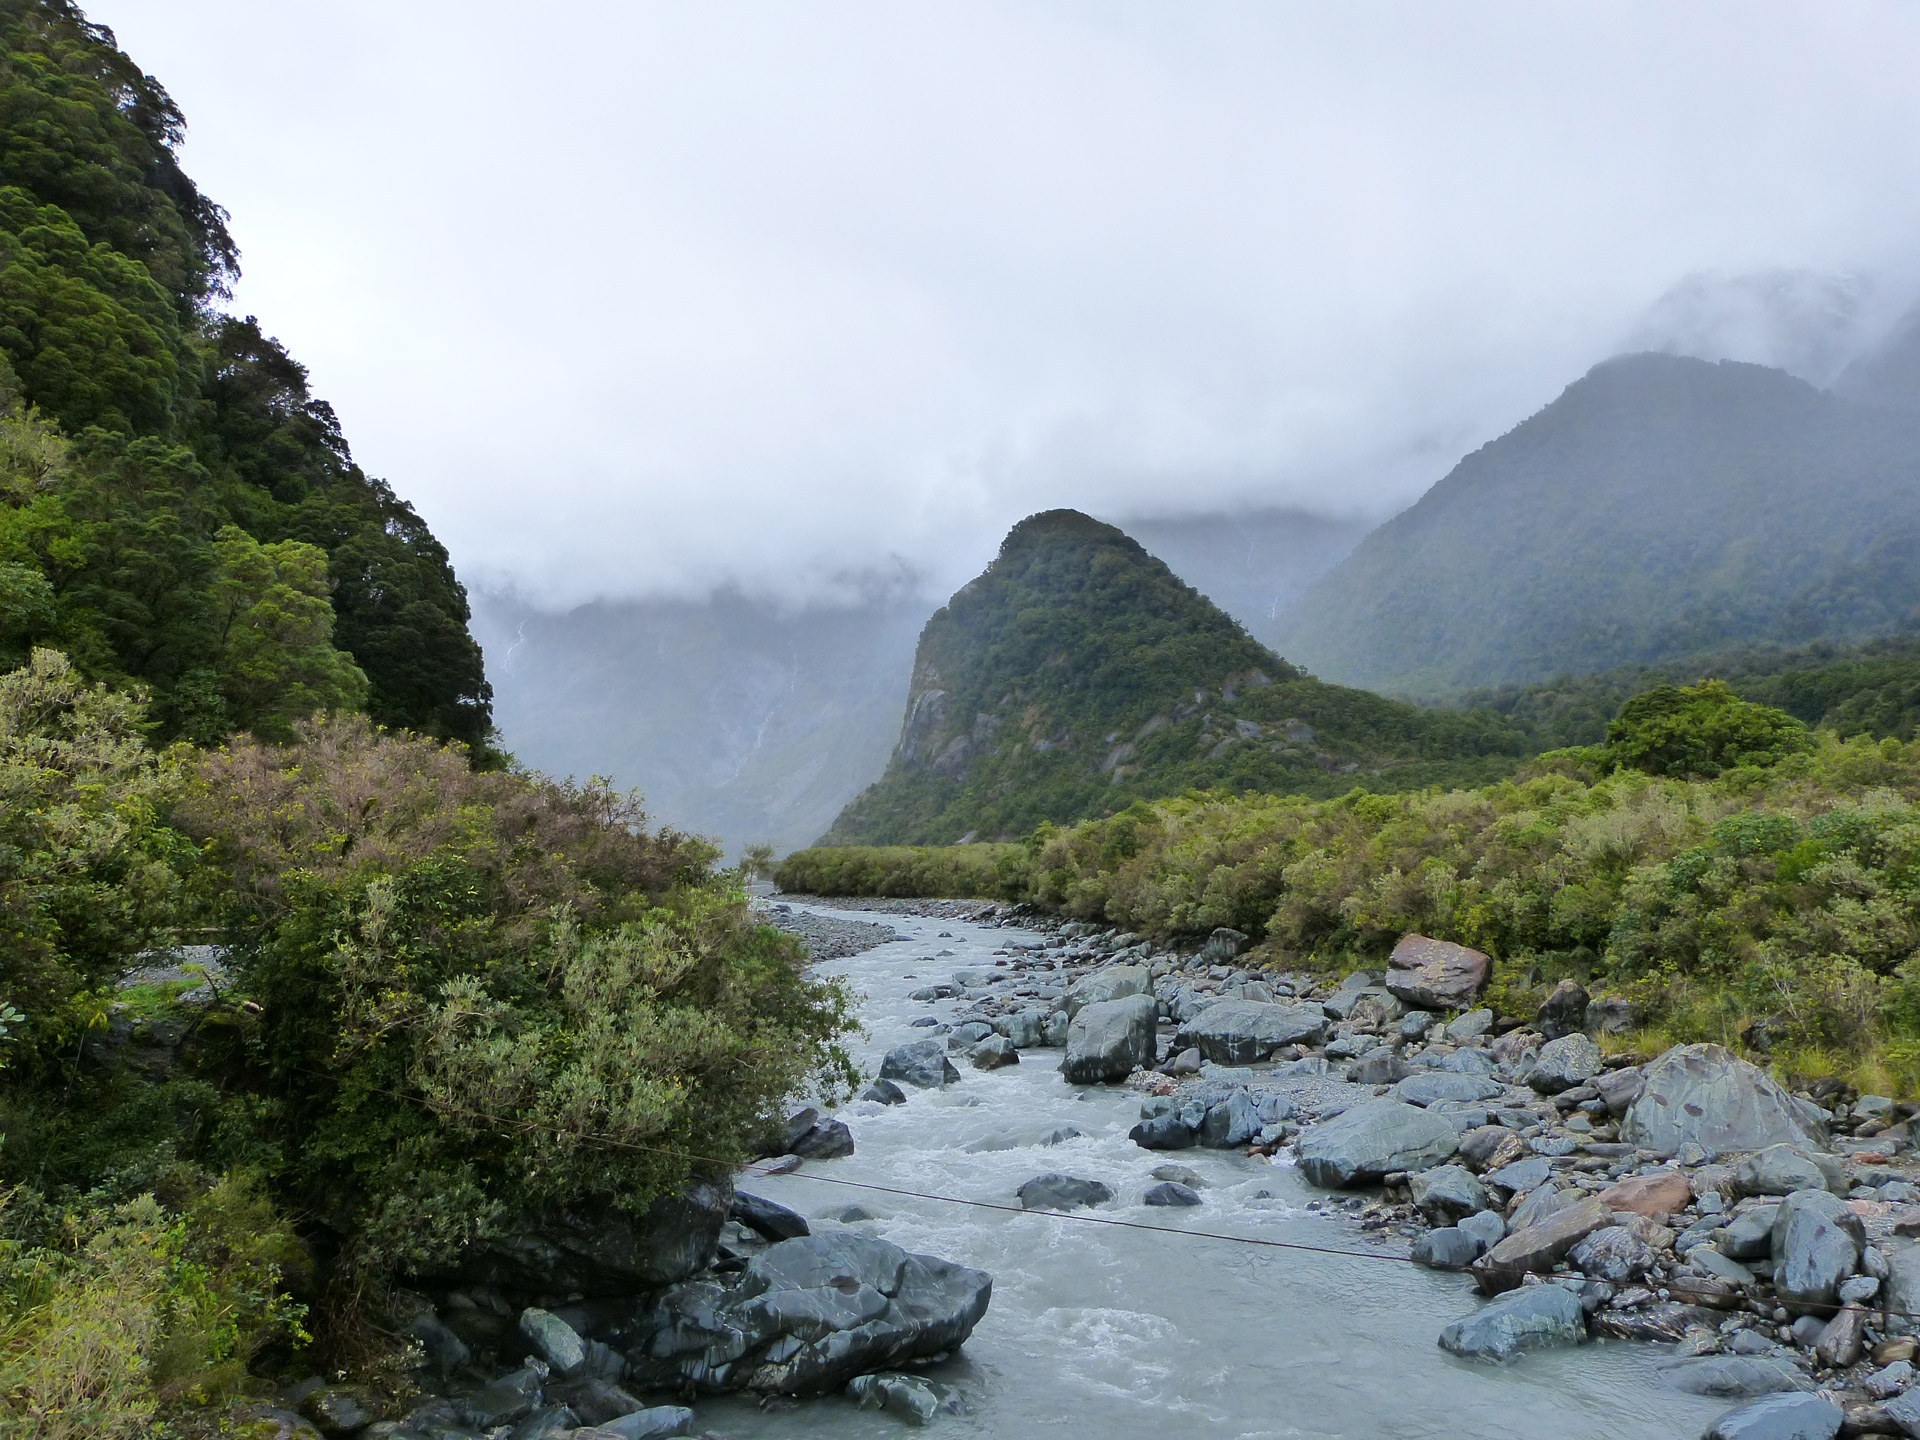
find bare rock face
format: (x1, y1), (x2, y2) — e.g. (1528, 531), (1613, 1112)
(1383, 935), (1490, 1011)
(1622, 1043), (1829, 1159)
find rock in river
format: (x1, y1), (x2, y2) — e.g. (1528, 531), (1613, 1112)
(1294, 1099), (1459, 1189)
(1409, 1165), (1490, 1223)
(626, 1232), (991, 1395)
(1383, 934), (1489, 1011)
(1437, 1284), (1585, 1361)
(1704, 1393), (1842, 1440)
(1178, 1000), (1327, 1064)
(1063, 965), (1150, 1019)
(1622, 1043), (1828, 1159)
(1016, 1174), (1113, 1212)
(881, 1039), (962, 1089)
(1061, 995), (1157, 1083)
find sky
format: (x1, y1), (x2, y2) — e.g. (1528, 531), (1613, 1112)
(102, 1), (1920, 612)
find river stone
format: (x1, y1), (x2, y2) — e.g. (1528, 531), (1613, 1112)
(859, 1078), (907, 1106)
(460, 1373), (542, 1428)
(1883, 1388), (1920, 1436)
(548, 1380), (646, 1427)
(1593, 1064), (1646, 1117)
(1180, 1001), (1327, 1064)
(881, 1039), (961, 1089)
(1384, 934), (1489, 1010)
(1348, 1049), (1413, 1084)
(1484, 1155), (1553, 1198)
(1199, 1090), (1262, 1148)
(847, 1371), (943, 1426)
(1623, 1044), (1829, 1159)
(1293, 1100), (1460, 1189)
(1409, 1165), (1491, 1223)
(1393, 1072), (1504, 1108)
(1129, 1113), (1197, 1150)
(458, 1181), (731, 1296)
(1568, 1225), (1658, 1284)
(625, 1232), (992, 1396)
(1735, 1146), (1838, 1197)
(1881, 1239), (1920, 1333)
(1447, 1009), (1496, 1043)
(1704, 1393), (1842, 1440)
(1596, 1170), (1692, 1218)
(1814, 1304), (1868, 1368)
(1684, 1247), (1756, 1287)
(789, 1117), (855, 1159)
(971, 1036), (1019, 1069)
(1717, 1204), (1780, 1261)
(1143, 1182), (1202, 1207)
(1522, 1033), (1602, 1094)
(1061, 995), (1157, 1083)
(994, 1010), (1048, 1048)
(1657, 1355), (1811, 1397)
(1457, 1126), (1526, 1175)
(1437, 1284), (1585, 1361)
(593, 1406), (696, 1439)
(1535, 979), (1591, 1041)
(1472, 1196), (1613, 1294)
(1063, 965), (1150, 1019)
(1411, 1227), (1484, 1270)
(1771, 1188), (1864, 1312)
(946, 1021), (994, 1051)
(1507, 1182), (1580, 1234)
(1016, 1174), (1113, 1211)
(731, 1193), (810, 1243)
(1590, 1302), (1722, 1343)
(519, 1306), (589, 1376)
(507, 1406), (580, 1439)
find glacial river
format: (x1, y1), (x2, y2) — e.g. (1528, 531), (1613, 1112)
(699, 904), (1727, 1440)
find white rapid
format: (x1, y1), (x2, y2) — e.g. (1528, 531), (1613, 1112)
(699, 904), (1726, 1439)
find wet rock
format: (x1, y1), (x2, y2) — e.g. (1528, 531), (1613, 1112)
(547, 1379), (646, 1427)
(1591, 1302), (1722, 1343)
(1150, 1164), (1207, 1188)
(506, 1406), (578, 1439)
(519, 1307), (589, 1376)
(456, 1182), (730, 1297)
(1437, 1284), (1585, 1361)
(1199, 1090), (1262, 1148)
(1384, 934), (1490, 1011)
(1129, 1112), (1198, 1150)
(847, 1371), (945, 1426)
(1535, 980), (1590, 1041)
(1596, 1170), (1692, 1218)
(883, 1039), (962, 1089)
(1016, 1174), (1113, 1212)
(1061, 995), (1158, 1083)
(1411, 1227), (1485, 1270)
(971, 1035), (1020, 1069)
(1460, 1209), (1506, 1250)
(1569, 1225), (1658, 1284)
(1179, 1000), (1327, 1064)
(1771, 1188), (1864, 1312)
(994, 1010), (1048, 1048)
(625, 1232), (992, 1395)
(1735, 1146), (1838, 1198)
(400, 1310), (470, 1379)
(1623, 1044), (1829, 1159)
(1143, 1182), (1202, 1207)
(1063, 965), (1150, 1019)
(1472, 1196), (1613, 1295)
(1656, 1355), (1812, 1397)
(1522, 1033), (1602, 1094)
(1409, 1165), (1491, 1223)
(1392, 1073), (1504, 1107)
(859, 1078), (907, 1105)
(945, 1021), (994, 1051)
(592, 1405), (695, 1439)
(731, 1193), (810, 1243)
(459, 1371), (543, 1428)
(1294, 1100), (1460, 1189)
(1703, 1393), (1841, 1440)
(789, 1117), (855, 1159)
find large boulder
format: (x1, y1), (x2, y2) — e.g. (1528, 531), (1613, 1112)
(1392, 1072), (1503, 1107)
(625, 1232), (991, 1395)
(1471, 1196), (1612, 1295)
(1595, 1170), (1691, 1218)
(880, 1039), (961, 1089)
(1521, 1033), (1602, 1094)
(1060, 995), (1157, 1083)
(1408, 1165), (1490, 1223)
(1770, 1188), (1864, 1313)
(1015, 1174), (1113, 1212)
(1622, 1044), (1829, 1159)
(1704, 1393), (1842, 1440)
(454, 1182), (731, 1296)
(1178, 1000), (1326, 1064)
(1063, 965), (1150, 1019)
(1437, 1284), (1585, 1361)
(1384, 934), (1489, 1011)
(1293, 1100), (1459, 1189)
(1734, 1146), (1841, 1198)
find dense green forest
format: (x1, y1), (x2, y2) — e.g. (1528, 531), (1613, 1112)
(1272, 348), (1920, 697)
(0, 0), (489, 746)
(822, 509), (1531, 845)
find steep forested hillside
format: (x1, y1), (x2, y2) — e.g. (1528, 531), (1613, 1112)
(822, 509), (1529, 844)
(1272, 351), (1920, 697)
(0, 0), (489, 744)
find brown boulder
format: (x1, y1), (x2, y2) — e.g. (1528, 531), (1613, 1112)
(1470, 1195), (1612, 1294)
(1384, 935), (1490, 1011)
(1597, 1170), (1692, 1218)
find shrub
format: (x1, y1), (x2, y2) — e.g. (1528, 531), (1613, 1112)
(1599, 679), (1813, 778)
(776, 843), (1031, 899)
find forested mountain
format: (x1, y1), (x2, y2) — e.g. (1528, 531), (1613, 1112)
(1272, 348), (1920, 698)
(0, 0), (489, 744)
(822, 509), (1528, 844)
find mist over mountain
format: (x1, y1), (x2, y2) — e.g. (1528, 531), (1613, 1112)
(1272, 348), (1920, 697)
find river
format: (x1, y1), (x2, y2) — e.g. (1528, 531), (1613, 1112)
(699, 903), (1727, 1439)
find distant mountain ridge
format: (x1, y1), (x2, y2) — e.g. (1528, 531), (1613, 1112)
(822, 509), (1526, 844)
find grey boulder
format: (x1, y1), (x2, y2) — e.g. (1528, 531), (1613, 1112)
(1472, 1197), (1612, 1295)
(1623, 1044), (1828, 1159)
(1015, 1174), (1113, 1212)
(881, 1039), (961, 1089)
(1392, 1072), (1504, 1108)
(993, 1009), (1049, 1048)
(731, 1192), (810, 1243)
(1771, 1188), (1863, 1312)
(1294, 1100), (1459, 1189)
(1411, 1227), (1485, 1270)
(1703, 1393), (1842, 1440)
(519, 1306), (589, 1376)
(1409, 1165), (1491, 1223)
(1178, 1000), (1326, 1064)
(1734, 1146), (1840, 1197)
(1437, 1284), (1585, 1361)
(1657, 1356), (1810, 1397)
(1063, 965), (1150, 1019)
(1143, 1182), (1202, 1207)
(971, 1035), (1019, 1069)
(1060, 995), (1157, 1083)
(1521, 1033), (1602, 1094)
(592, 1407), (696, 1440)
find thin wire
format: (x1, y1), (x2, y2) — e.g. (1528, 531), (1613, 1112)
(313, 1067), (1913, 1326)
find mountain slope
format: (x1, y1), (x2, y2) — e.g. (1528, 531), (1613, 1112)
(1271, 353), (1920, 697)
(823, 510), (1527, 844)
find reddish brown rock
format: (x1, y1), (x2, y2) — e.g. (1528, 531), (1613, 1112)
(1384, 935), (1490, 1011)
(1597, 1170), (1693, 1218)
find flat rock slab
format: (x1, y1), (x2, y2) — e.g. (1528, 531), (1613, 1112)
(1704, 1393), (1842, 1440)
(1294, 1099), (1460, 1189)
(1179, 1000), (1327, 1064)
(1393, 1072), (1504, 1107)
(1437, 1284), (1585, 1362)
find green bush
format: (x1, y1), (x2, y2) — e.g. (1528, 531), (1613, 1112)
(1597, 679), (1813, 777)
(776, 843), (1031, 900)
